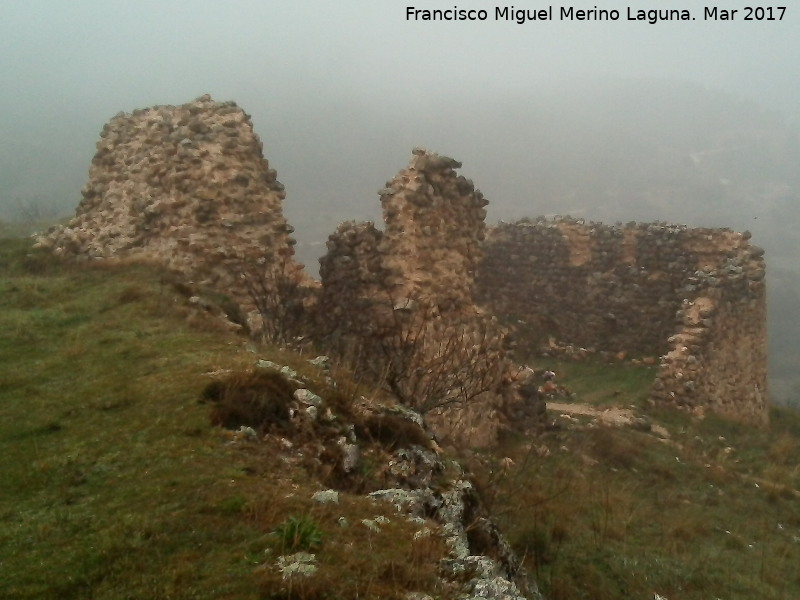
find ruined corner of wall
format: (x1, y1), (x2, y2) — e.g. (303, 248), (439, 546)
(476, 217), (769, 426)
(650, 229), (768, 425)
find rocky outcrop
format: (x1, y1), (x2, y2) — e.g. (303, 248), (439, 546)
(36, 95), (304, 312)
(476, 217), (768, 425)
(370, 478), (539, 600)
(217, 355), (540, 598)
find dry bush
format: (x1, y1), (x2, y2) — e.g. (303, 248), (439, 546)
(238, 249), (308, 345)
(585, 427), (643, 470)
(117, 284), (148, 305)
(201, 369), (295, 432)
(368, 308), (510, 416)
(354, 412), (432, 450)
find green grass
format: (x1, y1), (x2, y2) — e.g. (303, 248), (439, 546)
(0, 240), (273, 598)
(5, 235), (800, 600)
(482, 374), (800, 600)
(525, 355), (657, 407)
(0, 239), (450, 600)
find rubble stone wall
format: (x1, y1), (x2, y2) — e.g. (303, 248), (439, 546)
(319, 150), (542, 445)
(318, 220), (388, 339)
(377, 148), (489, 313)
(476, 217), (768, 424)
(36, 95), (303, 308)
(319, 148), (490, 330)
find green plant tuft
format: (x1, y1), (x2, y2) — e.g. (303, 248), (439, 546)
(274, 515), (324, 553)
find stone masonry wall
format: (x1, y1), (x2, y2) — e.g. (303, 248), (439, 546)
(319, 150), (542, 446)
(319, 148), (490, 329)
(653, 236), (767, 424)
(378, 148), (489, 313)
(36, 95), (303, 309)
(476, 217), (768, 424)
(317, 220), (388, 339)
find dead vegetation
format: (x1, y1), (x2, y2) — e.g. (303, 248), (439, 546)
(202, 369), (294, 432)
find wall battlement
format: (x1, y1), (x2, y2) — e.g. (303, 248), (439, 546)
(476, 217), (768, 424)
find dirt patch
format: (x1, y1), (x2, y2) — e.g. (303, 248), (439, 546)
(548, 401), (670, 438)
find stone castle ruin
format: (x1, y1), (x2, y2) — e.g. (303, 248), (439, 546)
(37, 95), (769, 437)
(477, 218), (768, 425)
(36, 95), (305, 313)
(318, 149), (532, 445)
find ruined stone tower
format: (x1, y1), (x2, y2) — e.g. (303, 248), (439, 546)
(36, 95), (303, 310)
(319, 148), (490, 328)
(319, 150), (540, 446)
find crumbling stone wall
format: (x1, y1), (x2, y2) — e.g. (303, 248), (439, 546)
(476, 217), (768, 424)
(378, 148), (489, 313)
(317, 220), (389, 339)
(652, 235), (767, 424)
(319, 150), (542, 445)
(319, 149), (490, 330)
(36, 95), (304, 311)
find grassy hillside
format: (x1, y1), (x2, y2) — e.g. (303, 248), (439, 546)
(0, 239), (450, 599)
(479, 361), (800, 600)
(2, 236), (800, 599)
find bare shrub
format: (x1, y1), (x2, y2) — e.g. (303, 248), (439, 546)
(202, 369), (295, 432)
(238, 248), (307, 345)
(354, 412), (432, 450)
(365, 305), (510, 416)
(585, 427), (642, 470)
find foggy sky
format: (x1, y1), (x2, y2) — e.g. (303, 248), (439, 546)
(2, 0), (798, 223)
